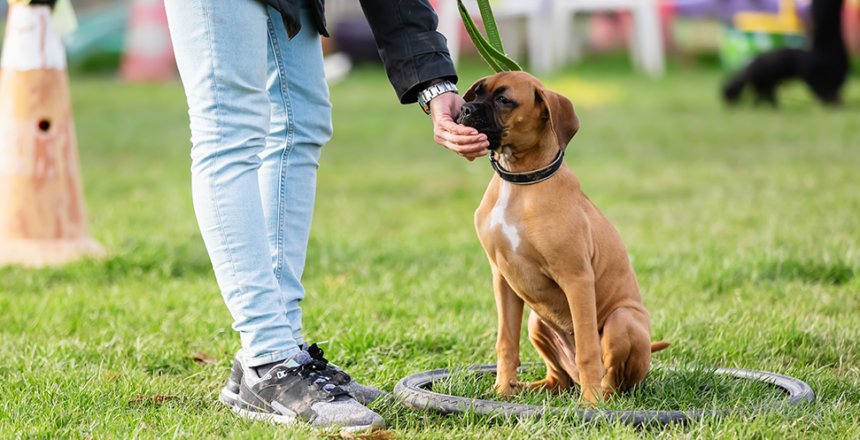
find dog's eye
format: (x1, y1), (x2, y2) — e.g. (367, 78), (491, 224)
(496, 95), (510, 105)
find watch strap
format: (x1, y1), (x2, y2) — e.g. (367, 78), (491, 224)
(418, 80), (458, 115)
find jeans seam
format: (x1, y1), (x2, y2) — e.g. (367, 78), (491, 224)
(267, 17), (296, 286)
(201, 0), (249, 318)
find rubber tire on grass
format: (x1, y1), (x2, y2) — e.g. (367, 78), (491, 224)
(393, 363), (815, 425)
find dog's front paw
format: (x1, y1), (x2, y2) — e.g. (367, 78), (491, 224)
(579, 386), (604, 406)
(493, 378), (520, 397)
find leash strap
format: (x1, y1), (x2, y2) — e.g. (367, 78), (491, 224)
(457, 0), (522, 72)
(489, 150), (565, 185)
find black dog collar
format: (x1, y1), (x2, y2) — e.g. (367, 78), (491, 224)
(489, 150), (565, 185)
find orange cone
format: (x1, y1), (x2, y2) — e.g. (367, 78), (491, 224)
(0, 2), (104, 267)
(119, 0), (176, 82)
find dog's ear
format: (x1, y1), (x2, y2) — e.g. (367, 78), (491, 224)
(463, 77), (490, 102)
(535, 88), (579, 150)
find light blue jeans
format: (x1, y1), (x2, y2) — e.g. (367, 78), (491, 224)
(165, 0), (331, 367)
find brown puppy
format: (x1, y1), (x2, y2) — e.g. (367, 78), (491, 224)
(457, 71), (669, 404)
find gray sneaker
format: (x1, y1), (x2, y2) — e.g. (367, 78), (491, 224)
(220, 348), (385, 432)
(303, 343), (392, 406)
(220, 344), (390, 408)
(218, 354), (244, 408)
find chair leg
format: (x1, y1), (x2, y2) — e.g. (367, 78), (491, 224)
(497, 16), (525, 63)
(527, 0), (559, 73)
(632, 1), (665, 77)
(626, 12), (643, 70)
(552, 7), (574, 68)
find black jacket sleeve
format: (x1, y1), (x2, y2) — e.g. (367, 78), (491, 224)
(358, 0), (458, 104)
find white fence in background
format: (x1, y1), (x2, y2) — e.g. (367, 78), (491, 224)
(438, 0), (665, 76)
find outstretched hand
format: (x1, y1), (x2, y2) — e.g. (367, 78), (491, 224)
(429, 92), (489, 161)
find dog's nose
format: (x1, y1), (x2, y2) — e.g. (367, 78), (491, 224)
(460, 103), (477, 118)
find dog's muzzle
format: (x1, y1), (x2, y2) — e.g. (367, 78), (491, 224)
(456, 102), (502, 149)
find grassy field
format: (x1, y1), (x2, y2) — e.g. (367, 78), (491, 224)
(1, 58), (859, 439)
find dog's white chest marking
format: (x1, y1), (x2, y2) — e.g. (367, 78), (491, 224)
(490, 182), (521, 251)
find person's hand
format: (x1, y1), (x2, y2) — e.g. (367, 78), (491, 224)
(429, 91), (489, 162)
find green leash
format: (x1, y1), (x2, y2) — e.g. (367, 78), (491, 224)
(457, 0), (522, 72)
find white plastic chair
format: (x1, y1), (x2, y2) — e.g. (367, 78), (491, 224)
(436, 0), (664, 76)
(552, 0), (665, 76)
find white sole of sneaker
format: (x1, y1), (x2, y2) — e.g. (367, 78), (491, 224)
(327, 417), (386, 433)
(218, 388), (239, 407)
(231, 405), (298, 424)
(230, 405), (385, 433)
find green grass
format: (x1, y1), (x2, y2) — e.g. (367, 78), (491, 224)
(1, 57), (860, 438)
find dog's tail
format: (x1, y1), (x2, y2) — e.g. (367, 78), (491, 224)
(722, 69), (749, 104)
(651, 341), (671, 352)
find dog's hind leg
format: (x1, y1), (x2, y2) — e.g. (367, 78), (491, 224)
(522, 310), (576, 394)
(811, 86), (842, 106)
(599, 307), (652, 398)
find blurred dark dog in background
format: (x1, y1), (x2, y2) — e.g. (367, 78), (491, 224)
(723, 0), (849, 106)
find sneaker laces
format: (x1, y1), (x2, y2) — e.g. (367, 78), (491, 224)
(306, 343), (352, 385)
(288, 358), (350, 396)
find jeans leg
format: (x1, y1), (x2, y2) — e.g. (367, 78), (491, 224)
(165, 0), (300, 366)
(260, 5), (332, 347)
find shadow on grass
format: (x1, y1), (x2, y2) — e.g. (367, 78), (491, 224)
(0, 241), (213, 290)
(702, 258), (854, 292)
(636, 255), (855, 292)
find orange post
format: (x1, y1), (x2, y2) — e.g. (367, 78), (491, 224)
(0, 2), (104, 267)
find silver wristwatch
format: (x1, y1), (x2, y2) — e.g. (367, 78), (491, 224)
(417, 80), (458, 115)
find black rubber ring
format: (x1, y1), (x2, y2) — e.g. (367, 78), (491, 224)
(393, 363), (815, 425)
